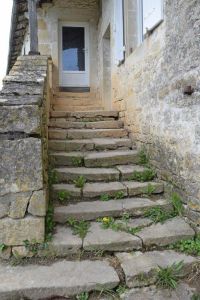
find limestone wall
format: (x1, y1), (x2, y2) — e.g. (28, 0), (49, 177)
(112, 0), (200, 227)
(0, 56), (49, 257)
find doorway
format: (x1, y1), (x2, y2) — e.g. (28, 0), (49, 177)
(59, 22), (90, 87)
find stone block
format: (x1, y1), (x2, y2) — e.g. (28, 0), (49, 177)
(28, 190), (47, 217)
(0, 138), (43, 196)
(0, 260), (119, 299)
(0, 216), (45, 246)
(0, 105), (41, 134)
(8, 192), (32, 219)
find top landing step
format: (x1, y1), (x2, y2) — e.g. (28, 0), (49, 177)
(50, 110), (119, 119)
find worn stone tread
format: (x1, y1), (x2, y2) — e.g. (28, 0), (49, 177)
(49, 128), (127, 140)
(116, 250), (198, 288)
(83, 222), (142, 251)
(0, 260), (119, 299)
(138, 217), (195, 247)
(49, 138), (132, 152)
(116, 165), (147, 180)
(49, 120), (123, 129)
(50, 110), (119, 119)
(124, 181), (164, 196)
(54, 167), (120, 183)
(52, 184), (81, 200)
(85, 150), (139, 167)
(50, 152), (84, 167)
(121, 283), (196, 300)
(54, 198), (171, 223)
(83, 181), (128, 199)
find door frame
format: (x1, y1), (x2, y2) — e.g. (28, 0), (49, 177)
(59, 21), (90, 87)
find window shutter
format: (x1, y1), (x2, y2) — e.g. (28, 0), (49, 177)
(114, 0), (124, 65)
(143, 0), (163, 35)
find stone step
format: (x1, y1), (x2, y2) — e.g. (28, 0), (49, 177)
(54, 198), (171, 223)
(137, 217), (195, 248)
(50, 152), (84, 167)
(54, 167), (120, 183)
(116, 250), (198, 288)
(0, 260), (119, 299)
(48, 138), (132, 152)
(121, 283), (197, 300)
(123, 181), (164, 197)
(85, 150), (139, 167)
(116, 165), (147, 180)
(83, 222), (142, 252)
(82, 181), (164, 199)
(49, 119), (123, 129)
(50, 110), (119, 120)
(52, 181), (164, 200)
(53, 97), (100, 106)
(52, 105), (103, 112)
(49, 128), (128, 140)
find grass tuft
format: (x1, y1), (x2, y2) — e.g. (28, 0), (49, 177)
(74, 176), (86, 188)
(156, 261), (184, 289)
(67, 218), (90, 240)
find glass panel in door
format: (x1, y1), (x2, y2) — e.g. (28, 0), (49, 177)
(62, 26), (85, 72)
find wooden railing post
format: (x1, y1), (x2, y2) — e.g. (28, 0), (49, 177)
(28, 0), (40, 55)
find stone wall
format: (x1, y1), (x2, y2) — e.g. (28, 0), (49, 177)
(0, 56), (50, 257)
(112, 0), (200, 227)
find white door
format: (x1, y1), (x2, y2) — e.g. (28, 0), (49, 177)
(59, 22), (90, 87)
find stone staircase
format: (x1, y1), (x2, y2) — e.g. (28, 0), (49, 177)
(0, 110), (199, 299)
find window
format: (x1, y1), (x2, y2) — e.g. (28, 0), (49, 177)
(142, 0), (163, 36)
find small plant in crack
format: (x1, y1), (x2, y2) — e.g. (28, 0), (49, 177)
(57, 190), (71, 203)
(138, 149), (149, 166)
(144, 206), (176, 224)
(169, 236), (200, 256)
(76, 292), (89, 300)
(129, 168), (156, 182)
(0, 243), (7, 253)
(156, 261), (184, 289)
(74, 176), (86, 188)
(72, 157), (84, 167)
(100, 193), (111, 202)
(67, 218), (90, 240)
(99, 216), (141, 235)
(143, 183), (156, 196)
(116, 284), (128, 296)
(114, 191), (125, 199)
(48, 169), (58, 186)
(191, 294), (200, 300)
(171, 192), (184, 216)
(45, 200), (55, 242)
(23, 239), (49, 256)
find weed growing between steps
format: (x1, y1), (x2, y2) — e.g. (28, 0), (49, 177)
(58, 190), (72, 203)
(97, 216), (141, 235)
(48, 169), (58, 185)
(169, 235), (200, 256)
(67, 218), (90, 239)
(76, 292), (89, 300)
(192, 294), (200, 300)
(74, 176), (86, 188)
(156, 261), (184, 289)
(100, 194), (111, 201)
(0, 244), (7, 252)
(138, 149), (150, 166)
(144, 192), (184, 223)
(100, 191), (125, 202)
(143, 183), (156, 196)
(72, 157), (84, 167)
(128, 168), (156, 182)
